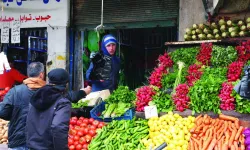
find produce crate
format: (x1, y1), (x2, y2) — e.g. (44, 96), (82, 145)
(90, 102), (135, 122)
(71, 106), (94, 118)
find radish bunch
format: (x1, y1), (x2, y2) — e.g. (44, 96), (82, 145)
(227, 61), (244, 82)
(196, 43), (213, 65)
(149, 65), (167, 88)
(158, 52), (174, 68)
(172, 84), (190, 112)
(186, 64), (203, 86)
(135, 86), (157, 112)
(236, 40), (250, 63)
(219, 82), (235, 110)
(149, 52), (173, 88)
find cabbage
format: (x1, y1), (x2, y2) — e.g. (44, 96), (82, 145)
(245, 136), (250, 146)
(244, 128), (250, 137)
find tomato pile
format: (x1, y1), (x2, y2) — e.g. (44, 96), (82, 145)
(68, 117), (106, 150)
(0, 87), (10, 102)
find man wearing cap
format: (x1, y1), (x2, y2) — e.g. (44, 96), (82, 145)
(86, 34), (121, 93)
(26, 68), (72, 150)
(0, 62), (91, 150)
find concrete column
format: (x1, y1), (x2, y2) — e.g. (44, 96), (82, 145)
(179, 0), (206, 41)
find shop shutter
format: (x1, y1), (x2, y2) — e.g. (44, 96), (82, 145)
(73, 0), (179, 29)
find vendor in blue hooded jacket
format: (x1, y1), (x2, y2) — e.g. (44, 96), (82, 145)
(86, 34), (120, 93)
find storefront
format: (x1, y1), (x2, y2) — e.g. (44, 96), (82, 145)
(72, 0), (179, 90)
(0, 0), (70, 83)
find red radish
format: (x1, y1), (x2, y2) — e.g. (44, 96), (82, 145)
(219, 82), (235, 110)
(135, 86), (157, 112)
(227, 61), (244, 82)
(196, 43), (213, 65)
(172, 84), (190, 112)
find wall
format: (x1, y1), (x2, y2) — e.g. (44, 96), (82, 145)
(178, 0), (206, 41)
(46, 27), (68, 74)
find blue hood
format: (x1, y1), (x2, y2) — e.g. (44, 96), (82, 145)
(101, 34), (117, 56)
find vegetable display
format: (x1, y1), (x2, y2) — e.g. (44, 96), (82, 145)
(189, 67), (227, 113)
(68, 117), (106, 150)
(211, 46), (237, 67)
(190, 114), (245, 150)
(103, 86), (135, 118)
(184, 18), (250, 41)
(72, 100), (89, 109)
(88, 119), (148, 150)
(151, 92), (174, 113)
(0, 119), (8, 144)
(141, 112), (195, 150)
(136, 86), (157, 112)
(219, 82), (235, 111)
(243, 127), (250, 149)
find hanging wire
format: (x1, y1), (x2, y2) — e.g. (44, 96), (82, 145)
(95, 0), (104, 33)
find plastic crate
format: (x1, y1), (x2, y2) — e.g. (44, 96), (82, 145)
(90, 102), (135, 122)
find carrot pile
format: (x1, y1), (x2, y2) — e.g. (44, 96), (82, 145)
(189, 114), (245, 150)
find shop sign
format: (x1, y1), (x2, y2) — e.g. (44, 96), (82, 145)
(0, 0), (69, 28)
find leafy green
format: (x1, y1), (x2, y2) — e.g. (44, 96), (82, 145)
(169, 47), (199, 68)
(151, 91), (174, 113)
(189, 67), (227, 113)
(72, 100), (89, 108)
(161, 67), (188, 90)
(211, 45), (237, 67)
(106, 86), (136, 105)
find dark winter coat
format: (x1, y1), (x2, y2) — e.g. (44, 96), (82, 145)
(26, 85), (71, 150)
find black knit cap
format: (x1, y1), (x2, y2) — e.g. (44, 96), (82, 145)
(48, 68), (69, 85)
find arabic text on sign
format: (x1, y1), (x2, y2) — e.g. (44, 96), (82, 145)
(11, 20), (20, 43)
(1, 22), (10, 43)
(3, 0), (61, 6)
(0, 15), (51, 22)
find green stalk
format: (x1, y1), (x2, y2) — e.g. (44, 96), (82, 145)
(198, 34), (206, 40)
(215, 34), (221, 40)
(230, 31), (239, 38)
(219, 19), (226, 26)
(229, 27), (239, 32)
(247, 23), (250, 30)
(239, 31), (246, 37)
(220, 25), (227, 32)
(172, 61), (185, 95)
(238, 20), (244, 26)
(204, 28), (212, 34)
(192, 35), (197, 40)
(191, 30), (196, 35)
(241, 25), (247, 31)
(222, 32), (229, 38)
(207, 34), (214, 40)
(184, 34), (191, 41)
(213, 29), (219, 35)
(192, 24), (198, 29)
(196, 28), (202, 34)
(246, 17), (250, 23)
(185, 28), (192, 35)
(211, 22), (218, 29)
(199, 23), (208, 30)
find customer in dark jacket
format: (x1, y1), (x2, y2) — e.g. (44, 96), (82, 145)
(86, 34), (120, 93)
(0, 62), (91, 149)
(26, 68), (72, 150)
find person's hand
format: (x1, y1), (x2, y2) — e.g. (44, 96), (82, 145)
(81, 86), (92, 95)
(100, 80), (104, 82)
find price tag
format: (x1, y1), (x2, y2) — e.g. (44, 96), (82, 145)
(1, 22), (10, 43)
(11, 20), (21, 43)
(144, 105), (158, 119)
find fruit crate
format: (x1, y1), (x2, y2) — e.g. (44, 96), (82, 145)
(90, 101), (135, 122)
